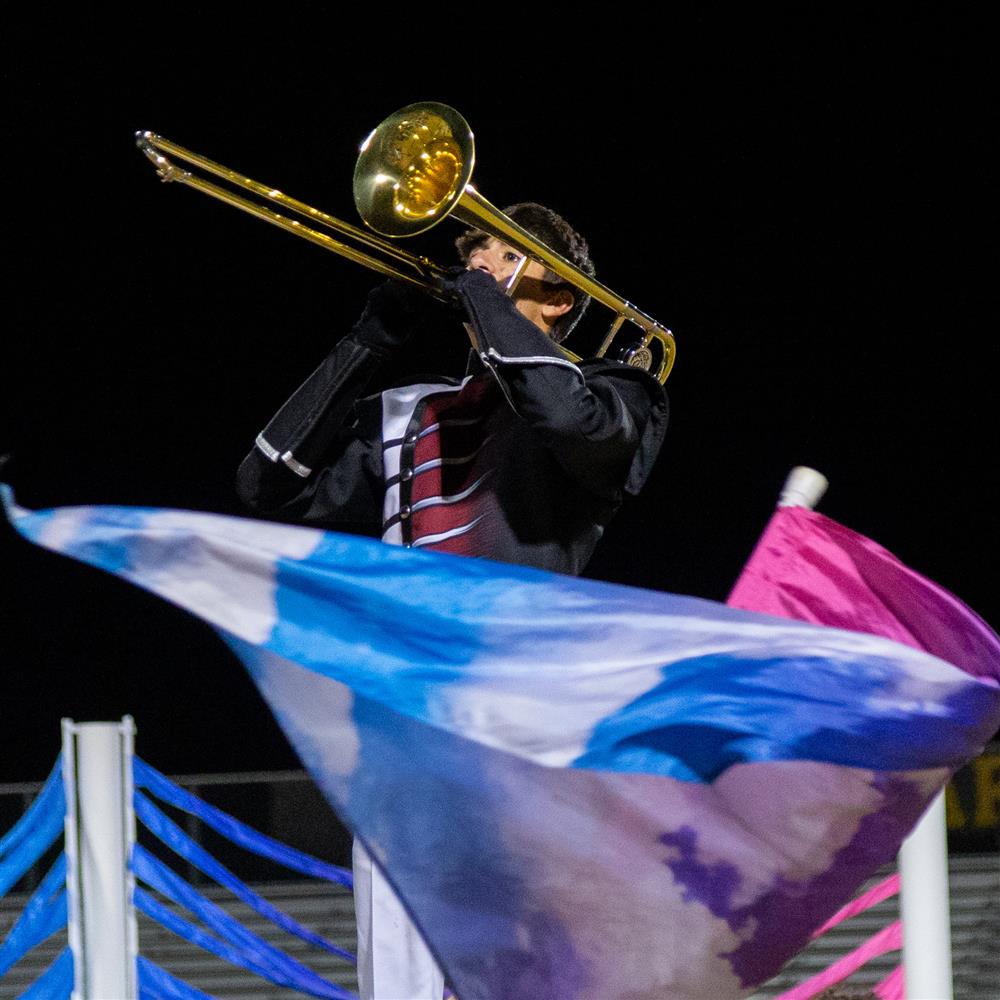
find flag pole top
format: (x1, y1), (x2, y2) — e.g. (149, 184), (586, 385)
(778, 467), (829, 511)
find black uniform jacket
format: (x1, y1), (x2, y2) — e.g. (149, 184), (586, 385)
(236, 270), (668, 577)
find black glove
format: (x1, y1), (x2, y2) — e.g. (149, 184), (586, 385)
(436, 265), (570, 358)
(435, 266), (521, 337)
(350, 279), (432, 357)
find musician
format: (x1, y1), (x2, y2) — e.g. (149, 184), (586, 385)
(236, 202), (668, 1000)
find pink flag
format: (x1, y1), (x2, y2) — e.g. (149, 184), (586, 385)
(728, 505), (1000, 682)
(730, 502), (998, 1000)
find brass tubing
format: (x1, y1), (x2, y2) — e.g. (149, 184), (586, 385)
(137, 133), (444, 286)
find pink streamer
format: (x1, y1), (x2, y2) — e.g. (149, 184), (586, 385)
(874, 964), (905, 1000)
(773, 921), (902, 1000)
(809, 874), (900, 938)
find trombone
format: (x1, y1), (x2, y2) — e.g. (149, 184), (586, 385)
(136, 102), (675, 382)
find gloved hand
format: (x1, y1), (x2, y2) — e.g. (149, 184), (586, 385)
(434, 266), (520, 339)
(435, 265), (502, 301)
(350, 279), (435, 357)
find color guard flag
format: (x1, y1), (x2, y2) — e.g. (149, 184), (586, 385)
(728, 502), (999, 674)
(4, 486), (999, 1000)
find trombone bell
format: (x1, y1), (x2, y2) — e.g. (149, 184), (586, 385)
(354, 103), (475, 236)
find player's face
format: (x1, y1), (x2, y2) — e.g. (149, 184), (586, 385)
(466, 237), (534, 285)
(466, 237), (572, 335)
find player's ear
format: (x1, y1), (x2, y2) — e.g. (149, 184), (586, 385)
(541, 287), (574, 321)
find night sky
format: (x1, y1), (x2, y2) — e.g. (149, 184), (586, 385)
(2, 13), (995, 783)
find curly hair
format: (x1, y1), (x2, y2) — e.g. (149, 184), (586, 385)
(454, 202), (595, 343)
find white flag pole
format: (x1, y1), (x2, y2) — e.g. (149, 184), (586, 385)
(777, 465), (829, 511)
(62, 717), (138, 1000)
(776, 467), (953, 999)
(899, 792), (953, 998)
(61, 719), (83, 1000)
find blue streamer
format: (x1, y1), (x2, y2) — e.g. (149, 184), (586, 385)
(133, 758), (351, 887)
(0, 830), (64, 901)
(137, 955), (214, 1000)
(132, 848), (355, 1000)
(134, 886), (356, 1000)
(135, 791), (353, 961)
(1, 758), (63, 860)
(0, 815), (65, 900)
(15, 946), (73, 1000)
(136, 886), (295, 994)
(1, 855), (67, 976)
(1, 763), (65, 898)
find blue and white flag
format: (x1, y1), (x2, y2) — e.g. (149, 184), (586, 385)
(5, 488), (999, 1000)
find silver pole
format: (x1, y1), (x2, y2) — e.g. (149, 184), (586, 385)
(900, 793), (953, 998)
(61, 719), (83, 1000)
(62, 718), (138, 1000)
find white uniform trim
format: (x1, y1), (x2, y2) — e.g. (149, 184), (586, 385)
(419, 414), (487, 437)
(411, 515), (486, 548)
(255, 434), (312, 478)
(281, 451), (312, 478)
(410, 472), (490, 514)
(481, 346), (584, 378)
(411, 435), (496, 477)
(254, 433), (281, 462)
(380, 379), (472, 545)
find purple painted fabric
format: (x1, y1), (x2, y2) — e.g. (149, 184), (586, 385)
(5, 491), (999, 999)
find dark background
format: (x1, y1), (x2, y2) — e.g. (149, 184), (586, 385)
(2, 11), (995, 783)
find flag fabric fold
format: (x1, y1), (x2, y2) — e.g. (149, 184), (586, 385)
(727, 502), (999, 998)
(728, 504), (998, 676)
(5, 487), (999, 1000)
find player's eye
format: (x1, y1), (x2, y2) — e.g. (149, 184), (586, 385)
(503, 251), (522, 263)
